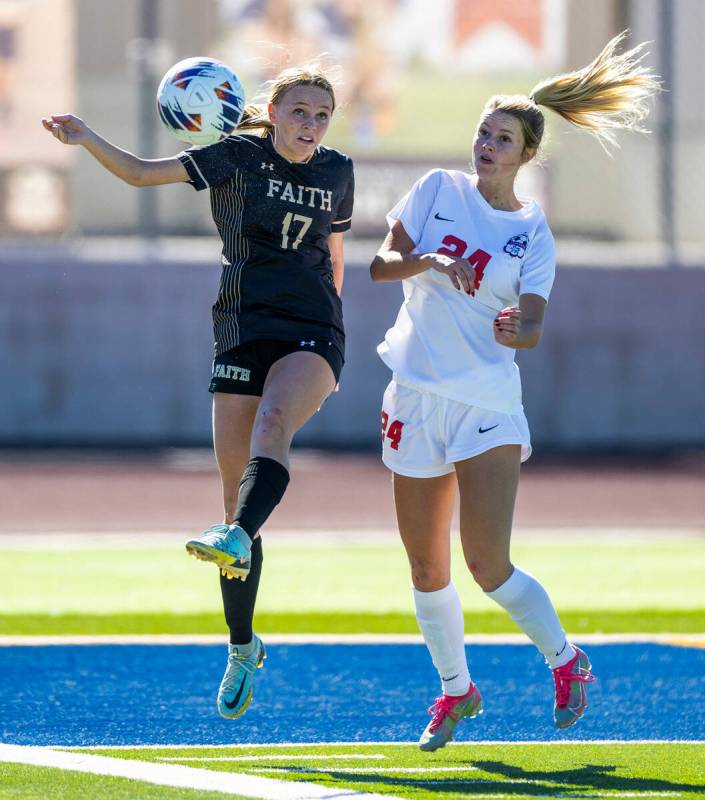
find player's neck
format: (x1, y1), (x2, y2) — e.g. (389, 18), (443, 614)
(476, 178), (522, 212)
(271, 131), (315, 164)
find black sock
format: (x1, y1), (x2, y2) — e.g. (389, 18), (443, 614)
(234, 456), (290, 540)
(220, 537), (263, 645)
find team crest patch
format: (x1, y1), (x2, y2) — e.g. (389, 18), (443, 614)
(504, 232), (529, 258)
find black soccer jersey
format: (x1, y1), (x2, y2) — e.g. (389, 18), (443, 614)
(178, 133), (354, 356)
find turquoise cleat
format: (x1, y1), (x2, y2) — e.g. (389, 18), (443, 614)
(185, 523), (252, 581)
(553, 645), (596, 729)
(419, 682), (483, 751)
(217, 635), (266, 719)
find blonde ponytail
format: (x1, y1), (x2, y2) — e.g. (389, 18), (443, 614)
(483, 31), (661, 155)
(236, 103), (274, 137)
(529, 30), (661, 149)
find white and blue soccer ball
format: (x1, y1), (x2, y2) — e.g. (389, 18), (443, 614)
(156, 57), (245, 146)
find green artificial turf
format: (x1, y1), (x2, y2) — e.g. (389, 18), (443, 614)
(58, 742), (705, 800)
(2, 609), (704, 637)
(2, 536), (704, 635)
(0, 762), (247, 799)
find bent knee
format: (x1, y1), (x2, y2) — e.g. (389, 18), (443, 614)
(467, 558), (512, 593)
(253, 406), (290, 443)
(409, 559), (449, 593)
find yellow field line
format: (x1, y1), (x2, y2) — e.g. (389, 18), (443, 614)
(1, 632), (704, 646)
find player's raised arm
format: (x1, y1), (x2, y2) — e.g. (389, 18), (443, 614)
(41, 113), (189, 186)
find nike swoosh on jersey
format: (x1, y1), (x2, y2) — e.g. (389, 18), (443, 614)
(478, 424), (499, 434)
(434, 211), (454, 221)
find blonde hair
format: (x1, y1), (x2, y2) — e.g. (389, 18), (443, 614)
(483, 31), (661, 153)
(236, 62), (337, 137)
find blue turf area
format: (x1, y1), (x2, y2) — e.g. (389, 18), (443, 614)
(1, 643), (703, 746)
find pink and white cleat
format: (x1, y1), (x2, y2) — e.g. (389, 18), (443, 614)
(552, 645), (596, 729)
(419, 682), (483, 751)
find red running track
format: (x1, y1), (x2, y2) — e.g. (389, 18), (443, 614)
(0, 449), (703, 535)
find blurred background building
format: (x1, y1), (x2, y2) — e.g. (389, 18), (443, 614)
(1, 0), (704, 449)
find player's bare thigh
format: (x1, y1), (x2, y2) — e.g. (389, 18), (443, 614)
(252, 350), (337, 467)
(393, 471), (457, 592)
(454, 444), (521, 592)
(212, 392), (259, 522)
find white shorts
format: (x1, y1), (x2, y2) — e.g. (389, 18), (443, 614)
(381, 379), (532, 478)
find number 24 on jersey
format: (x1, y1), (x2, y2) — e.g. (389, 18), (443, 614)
(437, 234), (491, 295)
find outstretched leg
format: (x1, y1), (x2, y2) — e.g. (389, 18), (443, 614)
(394, 471), (466, 690)
(187, 391), (266, 719)
(455, 445), (571, 659)
(393, 471), (482, 751)
(185, 391), (259, 578)
(211, 392), (262, 642)
(455, 445), (594, 728)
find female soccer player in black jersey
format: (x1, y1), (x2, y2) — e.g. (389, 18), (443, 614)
(42, 63), (354, 719)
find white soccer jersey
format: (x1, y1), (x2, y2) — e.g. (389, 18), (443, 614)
(377, 169), (555, 413)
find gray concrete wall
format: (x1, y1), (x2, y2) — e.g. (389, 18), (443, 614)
(1, 243), (703, 449)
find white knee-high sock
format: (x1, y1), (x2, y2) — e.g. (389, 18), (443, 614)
(485, 567), (575, 668)
(413, 582), (471, 696)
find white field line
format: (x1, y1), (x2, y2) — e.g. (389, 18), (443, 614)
(0, 744), (404, 800)
(158, 755), (387, 762)
(2, 746), (686, 799)
(2, 632), (705, 647)
(58, 739), (705, 751)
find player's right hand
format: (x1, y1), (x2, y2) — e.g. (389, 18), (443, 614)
(425, 252), (477, 294)
(41, 114), (90, 145)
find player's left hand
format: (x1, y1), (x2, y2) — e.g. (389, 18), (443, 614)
(493, 306), (521, 347)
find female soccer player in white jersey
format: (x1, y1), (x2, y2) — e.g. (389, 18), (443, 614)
(370, 32), (659, 751)
(43, 63), (354, 721)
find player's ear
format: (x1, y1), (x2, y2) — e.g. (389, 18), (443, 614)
(521, 147), (537, 165)
(267, 102), (278, 125)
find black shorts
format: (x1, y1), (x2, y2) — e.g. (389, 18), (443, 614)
(209, 338), (345, 396)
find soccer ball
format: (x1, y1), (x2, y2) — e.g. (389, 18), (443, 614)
(156, 57), (245, 146)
